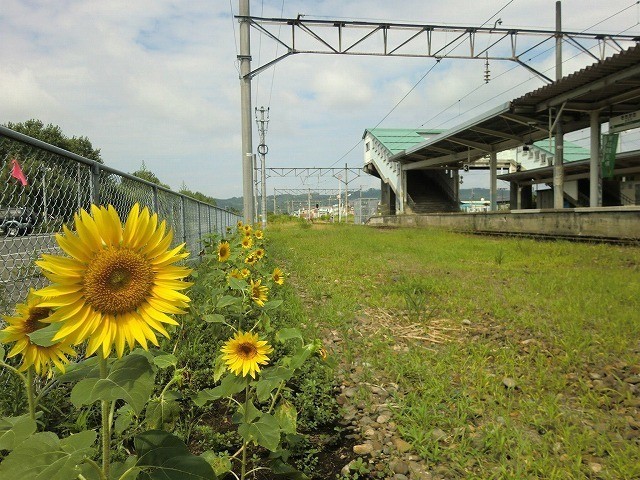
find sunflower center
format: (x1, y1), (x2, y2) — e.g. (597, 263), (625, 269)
(238, 342), (257, 359)
(25, 307), (53, 333)
(84, 247), (155, 314)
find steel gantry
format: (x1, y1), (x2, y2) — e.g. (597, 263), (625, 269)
(237, 1), (640, 220)
(239, 14), (640, 83)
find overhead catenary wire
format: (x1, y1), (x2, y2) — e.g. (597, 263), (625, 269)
(425, 0), (640, 129)
(229, 0), (240, 74)
(323, 0), (518, 173)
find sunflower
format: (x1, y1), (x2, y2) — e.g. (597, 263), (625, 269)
(245, 253), (258, 266)
(272, 267), (285, 286)
(243, 224), (253, 236)
(220, 331), (272, 378)
(249, 279), (269, 307)
(228, 269), (244, 280)
(236, 221), (243, 231)
(254, 229), (264, 240)
(218, 241), (231, 262)
(1, 290), (76, 377)
(240, 268), (251, 278)
(254, 248), (265, 259)
(35, 204), (192, 359)
(241, 236), (253, 249)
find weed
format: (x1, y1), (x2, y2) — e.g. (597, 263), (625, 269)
(268, 222), (640, 478)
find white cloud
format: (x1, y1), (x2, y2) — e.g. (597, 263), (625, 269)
(1, 0), (639, 197)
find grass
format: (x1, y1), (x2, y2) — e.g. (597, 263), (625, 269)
(267, 221), (640, 479)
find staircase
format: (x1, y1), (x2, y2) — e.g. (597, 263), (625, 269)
(407, 170), (459, 213)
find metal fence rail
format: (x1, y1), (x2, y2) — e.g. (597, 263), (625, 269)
(0, 125), (240, 309)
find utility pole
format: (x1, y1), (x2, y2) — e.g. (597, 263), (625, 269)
(337, 174), (342, 222)
(344, 163), (349, 223)
(307, 188), (311, 222)
(255, 106), (269, 228)
(239, 0), (254, 223)
(553, 0), (564, 209)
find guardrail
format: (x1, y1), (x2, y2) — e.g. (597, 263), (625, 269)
(0, 125), (241, 308)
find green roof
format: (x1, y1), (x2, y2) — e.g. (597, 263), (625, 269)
(532, 139), (590, 163)
(365, 128), (444, 155)
(366, 128), (590, 163)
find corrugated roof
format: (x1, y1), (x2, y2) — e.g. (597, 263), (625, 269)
(532, 139), (590, 162)
(365, 128), (444, 154)
(385, 44), (640, 170)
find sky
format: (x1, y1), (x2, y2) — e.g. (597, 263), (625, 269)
(2, 0), (640, 199)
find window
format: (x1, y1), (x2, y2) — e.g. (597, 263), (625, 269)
(365, 142), (370, 151)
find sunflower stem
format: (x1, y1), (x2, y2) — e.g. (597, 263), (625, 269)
(240, 380), (250, 480)
(99, 356), (111, 479)
(26, 368), (36, 421)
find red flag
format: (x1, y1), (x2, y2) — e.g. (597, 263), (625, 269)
(10, 159), (28, 186)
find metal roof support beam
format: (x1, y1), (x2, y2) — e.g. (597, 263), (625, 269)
(469, 126), (522, 142)
(446, 137), (494, 152)
(536, 62), (640, 111)
(402, 150), (485, 170)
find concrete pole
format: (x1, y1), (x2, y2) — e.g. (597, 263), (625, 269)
(307, 188), (311, 221)
(590, 111), (602, 207)
(255, 106), (269, 228)
(239, 0), (255, 223)
(489, 152), (498, 211)
(253, 154), (260, 223)
(553, 0), (564, 209)
(344, 163), (349, 222)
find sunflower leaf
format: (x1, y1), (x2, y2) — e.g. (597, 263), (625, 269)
(275, 401), (298, 434)
(70, 353), (155, 414)
(255, 366), (294, 403)
(228, 278), (247, 291)
(262, 300), (284, 311)
(145, 396), (182, 430)
(193, 374), (247, 407)
(0, 431), (96, 479)
(238, 413), (280, 452)
(56, 357), (101, 383)
(203, 314), (226, 324)
(152, 354), (178, 369)
(216, 295), (242, 309)
(275, 328), (303, 344)
(284, 344), (315, 370)
(134, 430), (216, 480)
(270, 458), (310, 480)
(0, 414), (37, 451)
(26, 322), (63, 347)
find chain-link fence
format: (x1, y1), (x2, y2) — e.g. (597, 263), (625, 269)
(0, 125), (241, 309)
(353, 197), (380, 224)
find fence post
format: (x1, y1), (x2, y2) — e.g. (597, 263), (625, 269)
(197, 202), (202, 247)
(91, 162), (101, 204)
(181, 196), (187, 246)
(152, 185), (159, 214)
(208, 206), (212, 237)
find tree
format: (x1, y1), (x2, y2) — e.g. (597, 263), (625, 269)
(178, 182), (217, 206)
(1, 119), (103, 224)
(130, 162), (171, 189)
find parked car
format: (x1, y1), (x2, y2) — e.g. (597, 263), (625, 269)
(0, 207), (38, 236)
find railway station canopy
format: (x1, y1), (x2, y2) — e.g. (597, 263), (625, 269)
(391, 44), (640, 172)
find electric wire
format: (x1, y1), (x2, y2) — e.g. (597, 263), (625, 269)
(254, 0), (265, 108)
(268, 0), (286, 109)
(427, 0), (640, 129)
(229, 0), (240, 74)
(323, 0), (518, 172)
